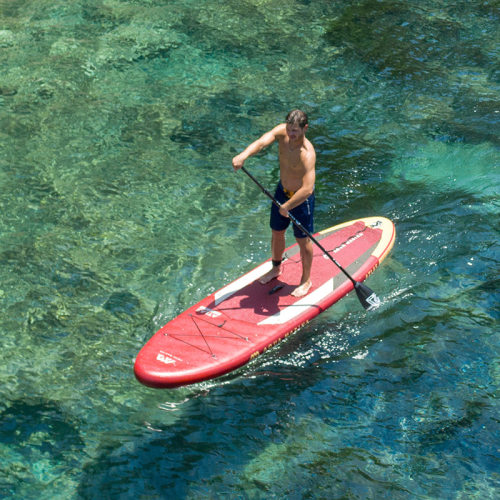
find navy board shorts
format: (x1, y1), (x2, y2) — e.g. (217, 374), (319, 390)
(270, 181), (315, 239)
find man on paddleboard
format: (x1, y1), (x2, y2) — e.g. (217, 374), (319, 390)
(232, 109), (316, 297)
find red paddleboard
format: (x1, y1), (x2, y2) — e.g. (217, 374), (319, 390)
(134, 216), (395, 388)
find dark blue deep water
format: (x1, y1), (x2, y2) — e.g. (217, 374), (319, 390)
(0, 1), (498, 498)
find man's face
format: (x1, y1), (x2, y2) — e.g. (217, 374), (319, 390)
(286, 123), (307, 142)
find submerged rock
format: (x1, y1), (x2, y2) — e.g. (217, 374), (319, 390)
(104, 290), (141, 317)
(0, 398), (83, 497)
(324, 0), (488, 81)
(389, 140), (499, 213)
(0, 29), (16, 48)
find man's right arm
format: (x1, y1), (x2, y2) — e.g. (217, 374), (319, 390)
(232, 124), (284, 171)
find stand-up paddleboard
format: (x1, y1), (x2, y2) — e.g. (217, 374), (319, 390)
(134, 216), (395, 388)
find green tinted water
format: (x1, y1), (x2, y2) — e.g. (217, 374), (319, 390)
(0, 0), (498, 498)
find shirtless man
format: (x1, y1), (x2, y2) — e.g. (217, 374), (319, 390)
(232, 110), (316, 297)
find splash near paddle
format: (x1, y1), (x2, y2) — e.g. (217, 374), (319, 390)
(134, 216), (395, 388)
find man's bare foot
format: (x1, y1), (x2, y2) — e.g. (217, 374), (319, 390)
(259, 266), (281, 284)
(291, 280), (312, 297)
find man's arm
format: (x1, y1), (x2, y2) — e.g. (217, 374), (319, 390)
(232, 124), (285, 171)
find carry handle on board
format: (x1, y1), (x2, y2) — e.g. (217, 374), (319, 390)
(240, 166), (380, 311)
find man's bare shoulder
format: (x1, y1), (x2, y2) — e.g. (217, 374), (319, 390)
(302, 138), (316, 164)
(304, 136), (315, 151)
(272, 123), (287, 138)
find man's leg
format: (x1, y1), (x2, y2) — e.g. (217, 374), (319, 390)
(291, 236), (313, 297)
(259, 229), (286, 284)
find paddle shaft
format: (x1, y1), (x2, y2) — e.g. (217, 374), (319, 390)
(240, 166), (360, 287)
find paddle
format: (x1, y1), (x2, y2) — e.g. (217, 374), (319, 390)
(240, 166), (380, 310)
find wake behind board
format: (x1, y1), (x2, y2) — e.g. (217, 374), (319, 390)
(134, 216), (395, 388)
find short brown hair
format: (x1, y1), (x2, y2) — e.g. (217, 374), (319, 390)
(286, 109), (308, 128)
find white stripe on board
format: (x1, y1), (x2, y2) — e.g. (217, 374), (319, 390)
(214, 261), (274, 306)
(258, 277), (342, 325)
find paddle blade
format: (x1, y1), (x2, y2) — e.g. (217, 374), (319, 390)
(354, 282), (381, 311)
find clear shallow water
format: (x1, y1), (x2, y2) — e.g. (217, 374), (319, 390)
(0, 0), (498, 498)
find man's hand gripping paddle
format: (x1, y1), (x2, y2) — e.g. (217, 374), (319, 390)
(240, 166), (381, 311)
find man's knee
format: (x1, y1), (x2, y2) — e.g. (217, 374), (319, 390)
(272, 229), (286, 239)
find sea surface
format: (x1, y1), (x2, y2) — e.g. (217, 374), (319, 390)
(0, 1), (498, 498)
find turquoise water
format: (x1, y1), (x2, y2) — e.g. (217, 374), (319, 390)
(0, 0), (498, 497)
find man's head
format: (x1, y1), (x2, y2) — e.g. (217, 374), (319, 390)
(286, 109), (308, 129)
(285, 109), (308, 141)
